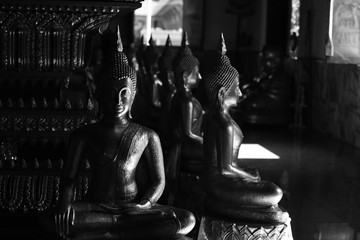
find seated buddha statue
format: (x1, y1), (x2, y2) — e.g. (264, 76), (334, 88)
(158, 35), (177, 152)
(40, 28), (195, 240)
(202, 34), (288, 223)
(132, 36), (162, 131)
(167, 32), (204, 179)
(144, 36), (162, 109)
(237, 44), (294, 125)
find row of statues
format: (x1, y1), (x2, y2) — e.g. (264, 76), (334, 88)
(40, 27), (289, 239)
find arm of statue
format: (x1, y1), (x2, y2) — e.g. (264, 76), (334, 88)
(217, 123), (259, 181)
(55, 132), (84, 237)
(183, 100), (203, 144)
(137, 132), (165, 209)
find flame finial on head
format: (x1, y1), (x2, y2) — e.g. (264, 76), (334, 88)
(149, 34), (156, 46)
(117, 26), (123, 52)
(218, 33), (227, 55)
(181, 31), (189, 47)
(165, 34), (172, 47)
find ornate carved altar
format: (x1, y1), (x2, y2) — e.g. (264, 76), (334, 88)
(0, 0), (142, 237)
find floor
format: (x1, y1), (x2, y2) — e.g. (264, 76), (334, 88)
(237, 124), (360, 240)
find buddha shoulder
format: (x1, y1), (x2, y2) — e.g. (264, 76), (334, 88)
(208, 112), (233, 129)
(131, 123), (161, 142)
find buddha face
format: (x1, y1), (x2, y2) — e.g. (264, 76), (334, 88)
(184, 65), (202, 89)
(101, 77), (133, 118)
(260, 49), (282, 74)
(223, 76), (242, 108)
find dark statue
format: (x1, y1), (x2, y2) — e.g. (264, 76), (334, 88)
(143, 36), (162, 109)
(40, 28), (195, 240)
(167, 31), (204, 179)
(132, 36), (162, 132)
(158, 35), (177, 152)
(202, 34), (289, 223)
(238, 44), (294, 125)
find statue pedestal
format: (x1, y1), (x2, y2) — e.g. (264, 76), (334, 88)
(197, 215), (293, 240)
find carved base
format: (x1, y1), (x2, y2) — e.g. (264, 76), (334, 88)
(197, 215), (293, 240)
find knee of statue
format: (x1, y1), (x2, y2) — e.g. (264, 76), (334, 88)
(166, 32), (204, 175)
(201, 34), (289, 224)
(39, 27), (196, 240)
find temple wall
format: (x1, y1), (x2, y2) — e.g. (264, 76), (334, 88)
(309, 61), (360, 148)
(298, 0), (360, 148)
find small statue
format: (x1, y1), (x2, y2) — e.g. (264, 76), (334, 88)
(166, 31), (204, 199)
(158, 35), (177, 151)
(132, 36), (162, 131)
(202, 34), (288, 223)
(238, 44), (294, 125)
(159, 35), (177, 113)
(144, 35), (162, 109)
(40, 27), (195, 239)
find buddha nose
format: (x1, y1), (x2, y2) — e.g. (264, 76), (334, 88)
(237, 87), (242, 97)
(197, 72), (202, 80)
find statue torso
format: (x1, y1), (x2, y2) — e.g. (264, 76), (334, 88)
(169, 91), (203, 141)
(205, 112), (243, 169)
(78, 122), (149, 206)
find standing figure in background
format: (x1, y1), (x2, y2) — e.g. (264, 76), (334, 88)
(202, 34), (289, 223)
(40, 28), (196, 240)
(238, 45), (294, 125)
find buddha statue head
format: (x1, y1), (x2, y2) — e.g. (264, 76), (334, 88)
(259, 45), (284, 74)
(99, 26), (137, 119)
(144, 35), (160, 77)
(204, 33), (241, 108)
(158, 35), (176, 91)
(172, 31), (201, 91)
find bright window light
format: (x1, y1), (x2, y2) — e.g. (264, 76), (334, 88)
(134, 0), (183, 45)
(238, 144), (280, 159)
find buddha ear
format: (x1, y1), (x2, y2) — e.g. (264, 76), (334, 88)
(182, 71), (189, 87)
(217, 86), (226, 105)
(128, 89), (136, 119)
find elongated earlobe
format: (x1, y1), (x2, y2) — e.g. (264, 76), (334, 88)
(217, 87), (226, 107)
(128, 90), (136, 119)
(182, 71), (189, 88)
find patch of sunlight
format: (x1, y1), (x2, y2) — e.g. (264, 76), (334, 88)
(238, 144), (280, 159)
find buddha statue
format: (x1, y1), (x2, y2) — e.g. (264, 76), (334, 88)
(238, 44), (294, 125)
(158, 35), (177, 152)
(202, 34), (288, 223)
(143, 36), (162, 109)
(132, 36), (162, 131)
(40, 28), (196, 240)
(167, 31), (204, 178)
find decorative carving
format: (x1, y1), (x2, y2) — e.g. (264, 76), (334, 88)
(198, 216), (293, 240)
